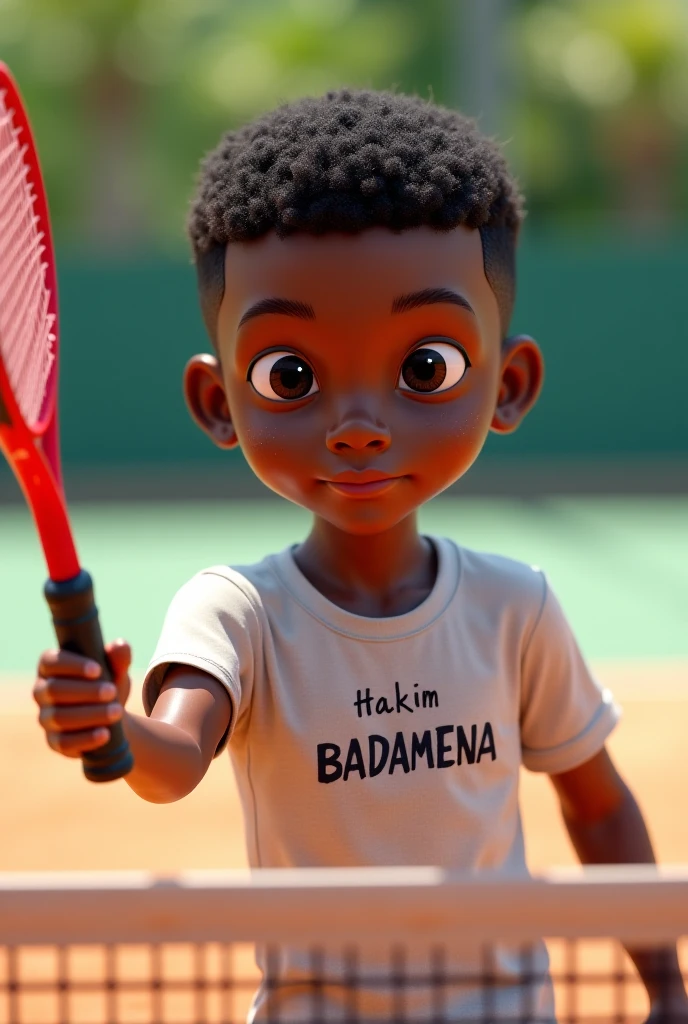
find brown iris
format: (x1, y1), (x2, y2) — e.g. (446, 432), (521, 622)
(269, 355), (315, 400)
(401, 347), (448, 393)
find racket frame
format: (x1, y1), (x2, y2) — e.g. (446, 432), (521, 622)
(0, 64), (133, 781)
(0, 63), (78, 583)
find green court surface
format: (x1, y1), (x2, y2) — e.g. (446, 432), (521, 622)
(1, 497), (686, 677)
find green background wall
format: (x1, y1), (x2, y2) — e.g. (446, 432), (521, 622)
(27, 234), (688, 471)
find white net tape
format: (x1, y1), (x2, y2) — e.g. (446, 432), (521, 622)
(1, 868), (687, 1024)
(0, 87), (55, 429)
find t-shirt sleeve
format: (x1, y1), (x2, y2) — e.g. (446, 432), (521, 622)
(520, 575), (621, 774)
(143, 569), (260, 754)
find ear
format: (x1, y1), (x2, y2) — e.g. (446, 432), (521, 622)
(183, 354), (238, 450)
(490, 335), (544, 435)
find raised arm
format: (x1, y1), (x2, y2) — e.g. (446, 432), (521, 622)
(34, 641), (231, 804)
(123, 662), (231, 802)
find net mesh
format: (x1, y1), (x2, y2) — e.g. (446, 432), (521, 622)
(0, 87), (56, 430)
(1, 868), (686, 1024)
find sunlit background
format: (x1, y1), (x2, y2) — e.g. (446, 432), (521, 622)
(1, 0), (686, 674)
(4, 0), (688, 244)
(0, 0), (686, 886)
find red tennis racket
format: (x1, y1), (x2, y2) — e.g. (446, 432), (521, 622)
(0, 64), (133, 782)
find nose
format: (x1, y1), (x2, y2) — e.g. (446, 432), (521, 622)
(326, 416), (391, 454)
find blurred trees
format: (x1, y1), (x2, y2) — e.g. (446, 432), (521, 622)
(1, 0), (688, 249)
(509, 0), (688, 230)
(0, 0), (439, 249)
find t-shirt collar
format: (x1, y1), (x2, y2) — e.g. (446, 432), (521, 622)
(270, 535), (461, 641)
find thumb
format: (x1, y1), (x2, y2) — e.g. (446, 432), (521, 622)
(105, 639), (132, 686)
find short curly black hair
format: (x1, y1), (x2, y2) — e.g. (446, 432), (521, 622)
(189, 89), (524, 344)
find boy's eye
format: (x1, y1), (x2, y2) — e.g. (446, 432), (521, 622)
(248, 351), (319, 402)
(398, 340), (471, 394)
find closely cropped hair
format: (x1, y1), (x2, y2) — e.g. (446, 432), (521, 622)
(188, 89), (524, 343)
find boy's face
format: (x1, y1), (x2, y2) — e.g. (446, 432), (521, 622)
(186, 226), (543, 535)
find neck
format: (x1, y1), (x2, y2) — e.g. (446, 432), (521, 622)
(293, 513), (436, 617)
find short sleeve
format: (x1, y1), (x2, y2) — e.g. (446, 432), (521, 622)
(143, 568), (260, 754)
(520, 576), (621, 774)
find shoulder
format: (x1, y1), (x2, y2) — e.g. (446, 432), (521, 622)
(167, 553), (284, 629)
(448, 541), (547, 612)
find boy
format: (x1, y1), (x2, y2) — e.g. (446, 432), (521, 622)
(34, 90), (685, 1021)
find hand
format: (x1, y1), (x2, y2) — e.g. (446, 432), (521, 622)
(645, 992), (688, 1024)
(33, 640), (132, 758)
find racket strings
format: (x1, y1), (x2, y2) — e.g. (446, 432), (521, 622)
(0, 88), (55, 430)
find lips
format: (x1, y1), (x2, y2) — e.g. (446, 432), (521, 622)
(323, 469), (403, 498)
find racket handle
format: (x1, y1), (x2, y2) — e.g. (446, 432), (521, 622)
(44, 570), (134, 783)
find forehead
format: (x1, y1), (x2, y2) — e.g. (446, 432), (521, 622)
(220, 225), (500, 337)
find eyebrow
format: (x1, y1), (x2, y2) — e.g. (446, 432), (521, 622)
(238, 297), (315, 329)
(391, 287), (476, 317)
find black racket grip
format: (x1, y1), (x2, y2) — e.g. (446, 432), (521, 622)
(44, 570), (134, 783)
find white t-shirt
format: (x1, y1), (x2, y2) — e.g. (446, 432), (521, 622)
(145, 536), (620, 1021)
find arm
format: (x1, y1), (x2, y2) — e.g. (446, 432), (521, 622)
(123, 664), (231, 803)
(34, 641), (232, 804)
(550, 748), (687, 1015)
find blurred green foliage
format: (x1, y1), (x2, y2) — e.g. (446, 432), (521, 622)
(509, 0), (688, 229)
(0, 0), (445, 249)
(2, 0), (688, 248)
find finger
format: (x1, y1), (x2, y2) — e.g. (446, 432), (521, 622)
(46, 727), (111, 757)
(38, 649), (101, 681)
(39, 702), (122, 732)
(33, 678), (118, 708)
(104, 640), (132, 684)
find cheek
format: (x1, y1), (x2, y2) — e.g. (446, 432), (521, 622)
(224, 382), (290, 456)
(442, 360), (501, 447)
(230, 400), (317, 497)
(238, 411), (301, 462)
(236, 412), (287, 456)
(401, 379), (496, 457)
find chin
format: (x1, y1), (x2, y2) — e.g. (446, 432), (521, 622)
(332, 518), (404, 537)
(317, 498), (425, 536)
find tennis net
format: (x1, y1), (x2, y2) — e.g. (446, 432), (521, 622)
(1, 866), (686, 1024)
